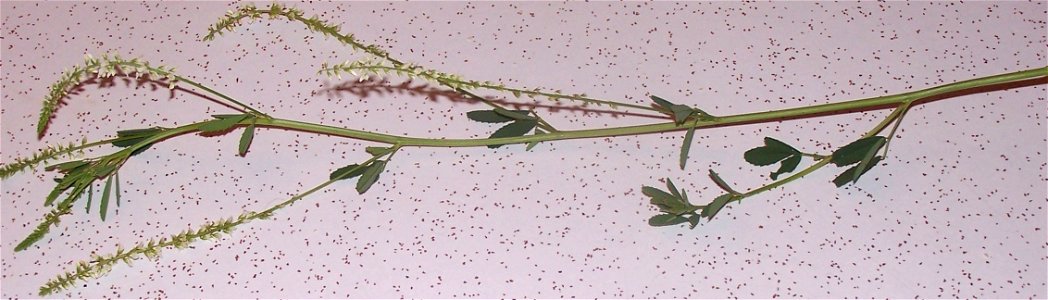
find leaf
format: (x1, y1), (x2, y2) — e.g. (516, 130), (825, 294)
(665, 178), (683, 200)
(670, 104), (695, 125)
(650, 95), (675, 111)
(330, 164), (367, 181)
(487, 120), (538, 149)
(701, 194), (733, 221)
(770, 155), (802, 180)
(115, 171), (121, 207)
(744, 137), (799, 166)
(355, 160), (387, 194)
(466, 110), (530, 123)
(238, 124), (255, 156)
(199, 114), (249, 134)
(116, 127), (164, 138)
(679, 126), (696, 170)
(687, 214), (702, 229)
(493, 108), (535, 121)
(525, 129), (545, 151)
(99, 175), (113, 221)
(834, 156), (883, 187)
(708, 170), (738, 195)
(365, 146), (393, 157)
(851, 138), (886, 183)
(648, 214), (690, 227)
(831, 136), (886, 166)
(45, 160), (87, 172)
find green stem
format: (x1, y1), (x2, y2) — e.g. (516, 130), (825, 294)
(252, 66), (1046, 148)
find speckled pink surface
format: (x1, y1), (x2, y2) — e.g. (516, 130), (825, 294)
(2, 2), (1046, 298)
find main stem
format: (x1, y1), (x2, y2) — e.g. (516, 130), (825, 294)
(253, 67), (1046, 148)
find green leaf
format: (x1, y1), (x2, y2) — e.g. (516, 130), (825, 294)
(46, 173), (85, 206)
(238, 124), (255, 156)
(493, 108), (535, 121)
(708, 170), (738, 195)
(330, 164), (367, 181)
(487, 120), (538, 149)
(834, 156), (883, 187)
(648, 214), (690, 227)
(744, 137), (800, 166)
(365, 146), (393, 157)
(650, 95), (675, 111)
(679, 126), (696, 170)
(770, 155), (802, 180)
(466, 110), (530, 123)
(642, 186), (674, 200)
(199, 114), (249, 134)
(665, 178), (683, 200)
(116, 127), (164, 138)
(84, 181), (93, 214)
(355, 160), (387, 194)
(670, 104), (695, 125)
(99, 175), (113, 221)
(701, 194), (733, 221)
(831, 136), (886, 166)
(115, 171), (121, 207)
(687, 214), (701, 229)
(851, 138), (886, 183)
(45, 160), (87, 172)
(525, 129), (545, 151)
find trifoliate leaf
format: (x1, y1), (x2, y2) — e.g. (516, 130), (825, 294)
(831, 136), (886, 166)
(355, 160), (387, 194)
(834, 156), (883, 187)
(466, 110), (531, 123)
(744, 137), (800, 166)
(330, 164), (367, 181)
(199, 114), (249, 134)
(708, 170), (739, 195)
(679, 126), (696, 170)
(701, 194), (733, 221)
(770, 155), (802, 180)
(648, 214), (690, 227)
(99, 175), (113, 221)
(238, 124), (255, 156)
(487, 120), (538, 149)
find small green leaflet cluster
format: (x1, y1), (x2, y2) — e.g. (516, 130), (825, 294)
(465, 109), (544, 149)
(829, 136), (887, 187)
(330, 146), (397, 194)
(650, 95), (716, 170)
(643, 177), (741, 228)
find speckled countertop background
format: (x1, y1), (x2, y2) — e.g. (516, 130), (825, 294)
(2, 2), (1045, 298)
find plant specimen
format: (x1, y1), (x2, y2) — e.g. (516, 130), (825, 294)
(2, 3), (1045, 296)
